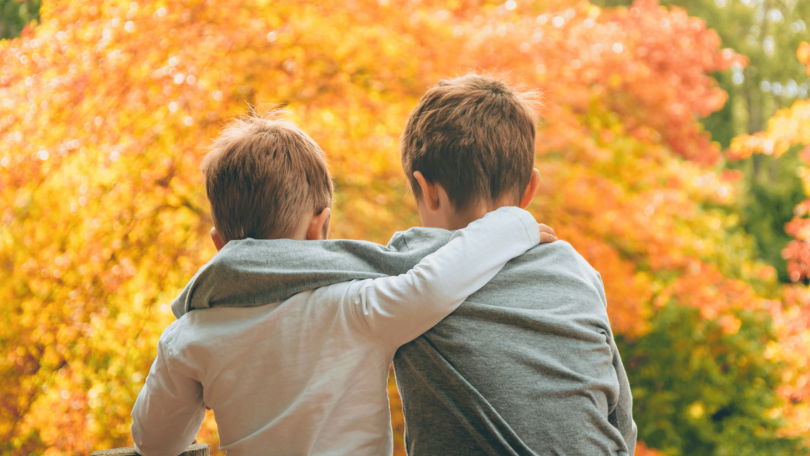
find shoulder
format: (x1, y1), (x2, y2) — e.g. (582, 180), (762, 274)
(159, 318), (187, 343)
(151, 318), (194, 369)
(162, 307), (247, 353)
(523, 240), (593, 268)
(387, 227), (453, 251)
(513, 240), (604, 290)
(158, 316), (195, 352)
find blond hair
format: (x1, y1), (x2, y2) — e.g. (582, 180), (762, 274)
(201, 112), (333, 242)
(401, 74), (541, 211)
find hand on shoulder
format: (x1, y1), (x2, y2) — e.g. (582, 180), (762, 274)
(538, 224), (557, 244)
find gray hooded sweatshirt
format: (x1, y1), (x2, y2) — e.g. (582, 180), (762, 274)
(171, 228), (636, 456)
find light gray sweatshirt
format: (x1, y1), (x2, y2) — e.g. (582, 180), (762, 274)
(172, 228), (637, 456)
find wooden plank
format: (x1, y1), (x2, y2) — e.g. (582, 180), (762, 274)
(90, 443), (209, 456)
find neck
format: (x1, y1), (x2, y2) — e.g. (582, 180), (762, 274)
(442, 198), (519, 231)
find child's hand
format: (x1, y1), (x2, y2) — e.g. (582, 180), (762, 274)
(538, 224), (557, 244)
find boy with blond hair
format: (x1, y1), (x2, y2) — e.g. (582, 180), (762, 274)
(131, 113), (554, 455)
(175, 74), (637, 455)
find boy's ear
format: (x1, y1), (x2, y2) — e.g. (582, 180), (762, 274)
(306, 207), (331, 241)
(519, 168), (541, 209)
(210, 227), (226, 252)
(413, 171), (441, 211)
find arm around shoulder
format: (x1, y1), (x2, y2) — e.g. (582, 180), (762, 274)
(344, 206), (543, 349)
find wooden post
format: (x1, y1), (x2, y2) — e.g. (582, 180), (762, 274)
(90, 443), (209, 456)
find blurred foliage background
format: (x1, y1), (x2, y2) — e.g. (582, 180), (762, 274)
(1, 0), (810, 455)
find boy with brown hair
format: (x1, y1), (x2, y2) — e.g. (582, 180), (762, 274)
(201, 115), (334, 244)
(131, 113), (553, 456)
(176, 74), (637, 455)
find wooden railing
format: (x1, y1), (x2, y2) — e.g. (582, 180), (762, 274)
(90, 443), (209, 456)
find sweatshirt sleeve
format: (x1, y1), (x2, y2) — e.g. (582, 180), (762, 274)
(597, 273), (637, 455)
(341, 206), (540, 350)
(609, 339), (637, 456)
(131, 322), (206, 456)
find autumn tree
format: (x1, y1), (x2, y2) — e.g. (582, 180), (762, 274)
(670, 0), (810, 284)
(1, 0), (809, 455)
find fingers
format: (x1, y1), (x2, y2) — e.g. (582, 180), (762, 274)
(538, 223), (555, 236)
(537, 223), (557, 244)
(539, 232), (557, 244)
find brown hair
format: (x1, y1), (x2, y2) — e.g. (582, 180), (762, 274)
(201, 112), (333, 242)
(400, 73), (541, 212)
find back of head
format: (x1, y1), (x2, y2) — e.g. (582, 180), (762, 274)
(201, 112), (333, 242)
(401, 74), (541, 212)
